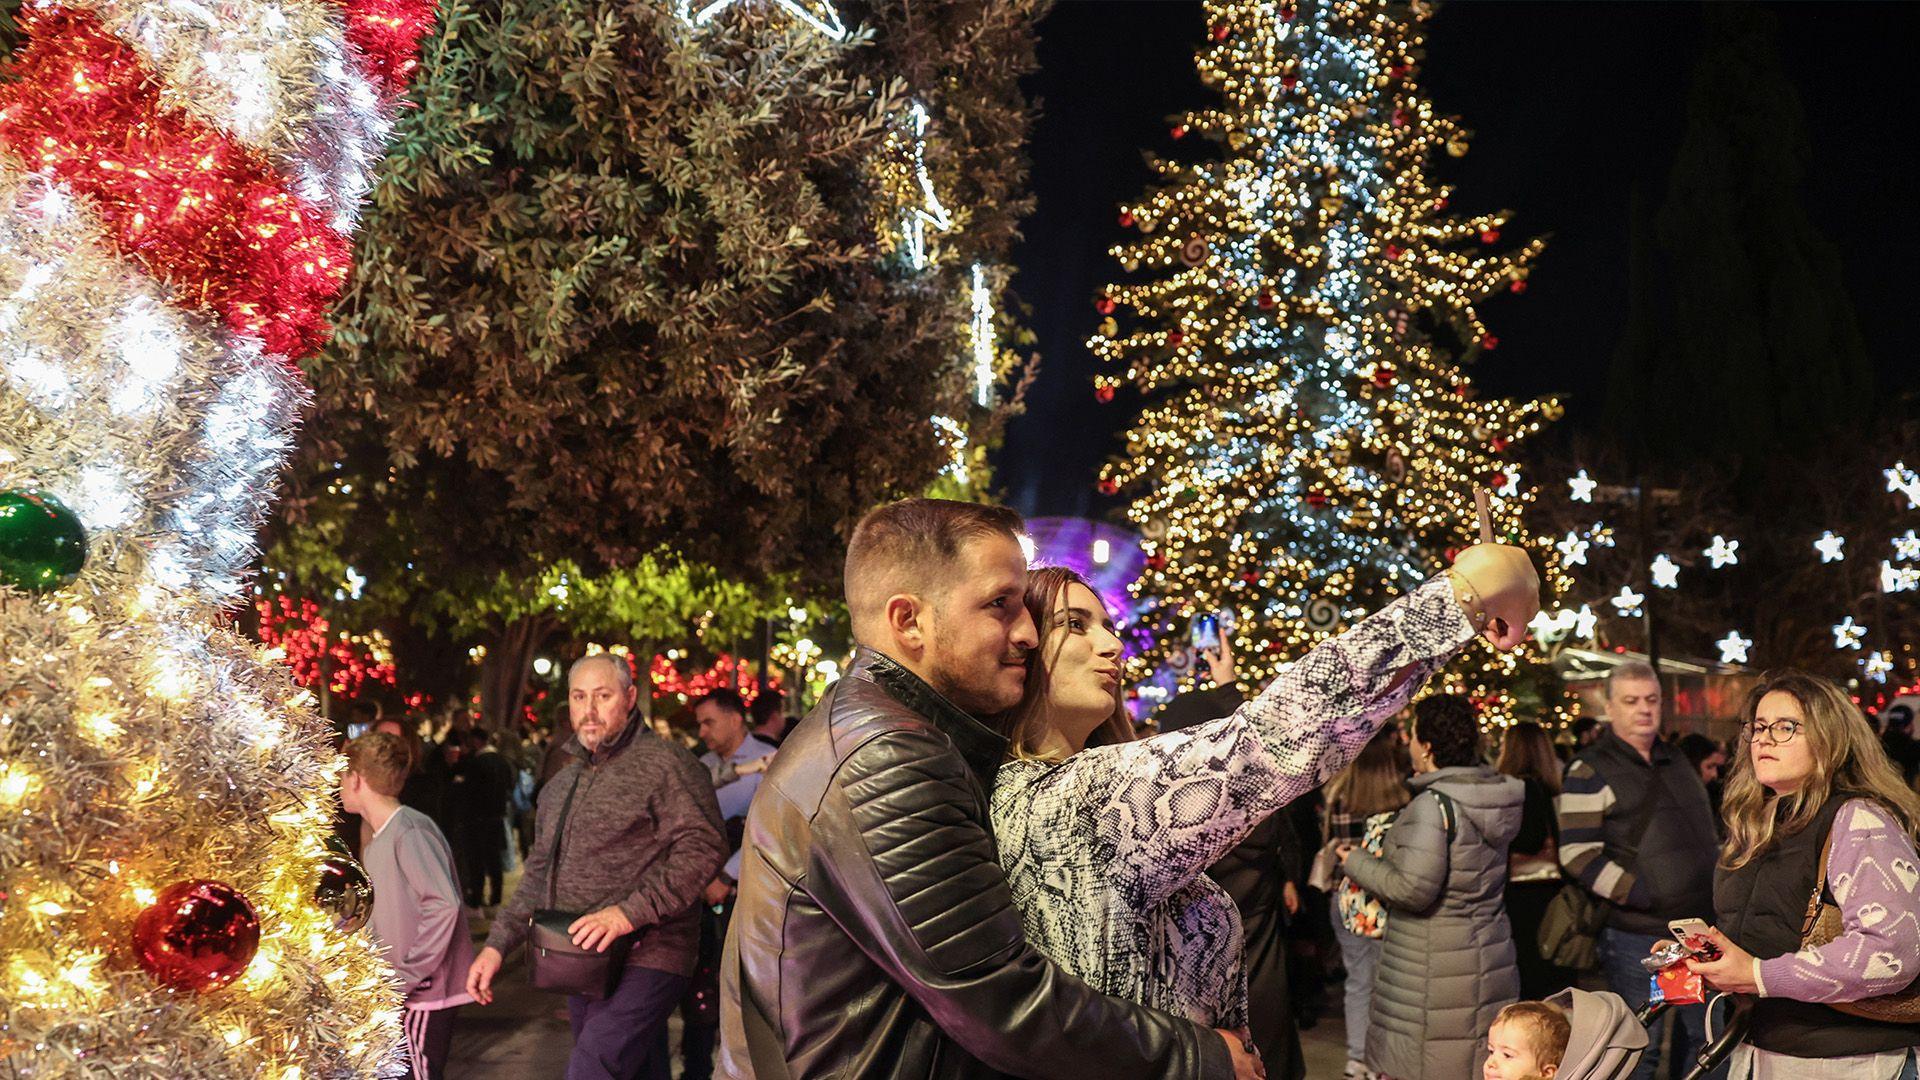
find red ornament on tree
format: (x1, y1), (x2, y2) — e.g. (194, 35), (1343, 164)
(1211, 23), (1231, 40)
(1434, 196), (1450, 211)
(1256, 290), (1276, 310)
(1371, 365), (1396, 389)
(1483, 470), (1509, 489)
(1145, 553), (1168, 571)
(1389, 62), (1411, 78)
(1480, 334), (1500, 351)
(1170, 124), (1189, 140)
(1281, 74), (1299, 90)
(1095, 296), (1117, 315)
(1480, 228), (1501, 245)
(1094, 384), (1115, 403)
(1241, 571), (1261, 584)
(1118, 210), (1136, 228)
(1279, 5), (1297, 21)
(1490, 436), (1510, 453)
(131, 880), (261, 992)
(1097, 478), (1120, 496)
(1305, 487), (1330, 508)
(1391, 108), (1409, 128)
(1167, 330), (1185, 347)
(1445, 546), (1461, 563)
(1509, 279), (1528, 295)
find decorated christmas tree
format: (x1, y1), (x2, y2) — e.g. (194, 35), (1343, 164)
(0, 1), (434, 1074)
(1095, 0), (1569, 721)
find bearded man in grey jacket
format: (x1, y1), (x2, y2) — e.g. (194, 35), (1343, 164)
(468, 653), (728, 1080)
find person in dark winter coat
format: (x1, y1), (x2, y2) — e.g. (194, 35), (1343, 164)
(1340, 694), (1523, 1080)
(1157, 642), (1308, 1080)
(1495, 721), (1576, 1000)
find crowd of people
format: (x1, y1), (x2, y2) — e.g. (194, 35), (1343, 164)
(327, 497), (1920, 1080)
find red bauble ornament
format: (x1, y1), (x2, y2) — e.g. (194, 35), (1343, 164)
(1483, 470), (1508, 489)
(1434, 196), (1450, 211)
(1094, 385), (1115, 403)
(1509, 279), (1528, 295)
(1167, 330), (1185, 347)
(1145, 553), (1168, 571)
(1170, 124), (1189, 140)
(1480, 334), (1500, 351)
(1445, 546), (1461, 563)
(1480, 228), (1501, 245)
(1385, 244), (1405, 260)
(1490, 436), (1510, 453)
(1097, 479), (1120, 496)
(1279, 5), (1297, 21)
(1389, 62), (1411, 78)
(1211, 23), (1231, 40)
(1454, 382), (1474, 397)
(1371, 365), (1396, 389)
(1118, 210), (1136, 228)
(1241, 571), (1261, 584)
(1281, 74), (1299, 90)
(1306, 487), (1330, 508)
(1096, 296), (1117, 315)
(1391, 109), (1409, 128)
(1257, 290), (1276, 310)
(131, 880), (260, 992)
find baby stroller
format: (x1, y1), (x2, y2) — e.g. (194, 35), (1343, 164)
(1547, 986), (1754, 1080)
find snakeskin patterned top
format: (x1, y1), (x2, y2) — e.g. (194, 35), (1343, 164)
(991, 575), (1475, 1027)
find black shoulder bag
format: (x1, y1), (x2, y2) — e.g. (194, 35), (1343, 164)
(527, 768), (633, 1000)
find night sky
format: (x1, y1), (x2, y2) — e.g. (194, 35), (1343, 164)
(993, 1), (1919, 520)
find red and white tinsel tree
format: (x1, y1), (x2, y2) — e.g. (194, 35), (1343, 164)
(0, 0), (436, 1074)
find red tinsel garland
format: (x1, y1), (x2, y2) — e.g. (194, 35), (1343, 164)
(327, 0), (441, 100)
(0, 7), (354, 359)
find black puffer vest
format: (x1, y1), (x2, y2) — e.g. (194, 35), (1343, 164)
(1713, 793), (1920, 1058)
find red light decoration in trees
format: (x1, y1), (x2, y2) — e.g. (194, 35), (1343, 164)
(253, 595), (396, 699)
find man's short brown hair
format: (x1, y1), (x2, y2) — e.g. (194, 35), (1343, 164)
(844, 499), (1024, 641)
(344, 732), (411, 797)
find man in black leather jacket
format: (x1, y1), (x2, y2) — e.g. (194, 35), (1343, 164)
(719, 499), (1251, 1080)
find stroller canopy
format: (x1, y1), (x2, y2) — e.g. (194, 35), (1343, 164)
(1546, 987), (1650, 1080)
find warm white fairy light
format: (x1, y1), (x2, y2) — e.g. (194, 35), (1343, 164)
(1832, 616), (1868, 651)
(1703, 535), (1740, 569)
(1886, 462), (1920, 509)
(1716, 631), (1752, 665)
(930, 414), (969, 482)
(1814, 531), (1846, 563)
(1567, 469), (1596, 503)
(970, 263), (994, 406)
(1649, 554), (1680, 589)
(897, 102), (953, 271)
(1610, 585), (1645, 618)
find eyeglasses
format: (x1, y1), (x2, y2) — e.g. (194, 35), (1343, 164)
(1744, 719), (1802, 744)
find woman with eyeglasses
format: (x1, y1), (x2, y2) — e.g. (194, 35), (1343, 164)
(1682, 670), (1920, 1079)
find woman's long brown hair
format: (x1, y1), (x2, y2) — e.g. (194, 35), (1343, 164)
(1324, 729), (1412, 819)
(987, 566), (1135, 762)
(1496, 721), (1563, 797)
(1719, 669), (1920, 870)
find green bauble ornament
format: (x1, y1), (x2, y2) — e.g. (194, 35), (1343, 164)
(0, 489), (89, 592)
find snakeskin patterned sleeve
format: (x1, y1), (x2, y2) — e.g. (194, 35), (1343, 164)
(1009, 575), (1475, 912)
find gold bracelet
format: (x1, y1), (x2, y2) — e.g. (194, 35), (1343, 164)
(1447, 569), (1490, 631)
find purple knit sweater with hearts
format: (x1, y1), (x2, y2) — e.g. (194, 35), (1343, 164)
(1753, 798), (1920, 1003)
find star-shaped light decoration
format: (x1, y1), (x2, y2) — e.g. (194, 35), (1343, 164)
(1887, 461), (1920, 509)
(1572, 605), (1599, 640)
(1497, 469), (1522, 498)
(1650, 554), (1680, 589)
(1556, 530), (1590, 567)
(1704, 535), (1741, 569)
(1814, 531), (1846, 563)
(1568, 469), (1598, 503)
(1864, 651), (1895, 683)
(674, 0), (849, 39)
(1832, 615), (1867, 651)
(342, 565), (367, 600)
(1894, 530), (1920, 563)
(1589, 522), (1617, 548)
(1882, 561), (1920, 594)
(1610, 585), (1645, 618)
(1716, 631), (1752, 665)
(1528, 608), (1580, 642)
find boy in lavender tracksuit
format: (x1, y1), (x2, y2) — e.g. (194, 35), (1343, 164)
(344, 732), (475, 1080)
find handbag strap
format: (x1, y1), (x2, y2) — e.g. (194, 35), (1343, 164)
(1798, 821), (1834, 941)
(545, 766), (587, 911)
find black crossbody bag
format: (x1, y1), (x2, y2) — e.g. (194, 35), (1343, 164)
(527, 769), (632, 1000)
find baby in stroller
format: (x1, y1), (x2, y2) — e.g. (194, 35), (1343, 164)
(1486, 988), (1651, 1080)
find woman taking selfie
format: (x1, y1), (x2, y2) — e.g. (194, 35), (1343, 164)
(1684, 670), (1920, 1079)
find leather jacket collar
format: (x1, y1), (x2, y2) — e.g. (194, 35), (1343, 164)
(852, 647), (1009, 788)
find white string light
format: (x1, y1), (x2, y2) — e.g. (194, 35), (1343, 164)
(970, 263), (994, 406)
(673, 0), (848, 40)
